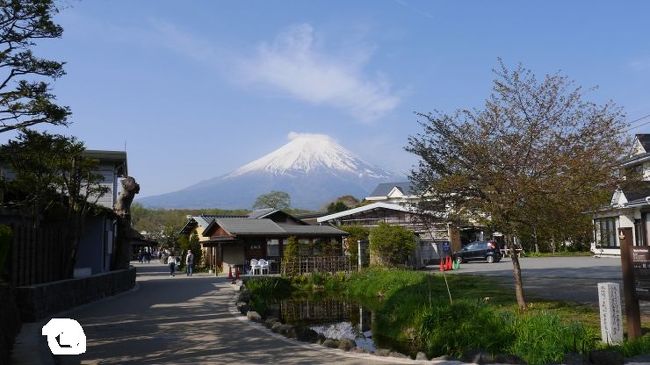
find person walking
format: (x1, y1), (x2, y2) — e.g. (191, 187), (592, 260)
(186, 250), (194, 276)
(168, 253), (176, 277)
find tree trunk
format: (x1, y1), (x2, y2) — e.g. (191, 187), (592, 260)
(112, 215), (131, 270)
(508, 235), (526, 309)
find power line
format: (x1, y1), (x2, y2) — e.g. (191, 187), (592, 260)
(625, 113), (650, 133)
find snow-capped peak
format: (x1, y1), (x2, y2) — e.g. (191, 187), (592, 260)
(226, 132), (389, 178)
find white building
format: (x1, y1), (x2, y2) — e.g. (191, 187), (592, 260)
(592, 134), (650, 256)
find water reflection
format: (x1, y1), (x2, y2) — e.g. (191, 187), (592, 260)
(275, 298), (376, 352)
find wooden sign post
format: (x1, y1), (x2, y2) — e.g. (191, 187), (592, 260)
(619, 227), (642, 339)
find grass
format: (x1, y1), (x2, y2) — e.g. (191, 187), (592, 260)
(247, 268), (650, 363)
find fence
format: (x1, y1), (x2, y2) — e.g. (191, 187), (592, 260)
(8, 223), (68, 287)
(281, 255), (357, 276)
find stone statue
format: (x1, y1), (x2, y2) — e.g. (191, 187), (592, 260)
(112, 176), (140, 270)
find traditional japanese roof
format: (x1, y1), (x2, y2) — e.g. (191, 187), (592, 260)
(247, 208), (277, 219)
(316, 202), (415, 223)
(212, 218), (285, 235)
(277, 224), (347, 236)
(201, 217), (347, 237)
(368, 182), (414, 198)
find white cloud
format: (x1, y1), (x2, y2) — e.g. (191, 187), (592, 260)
(238, 24), (400, 122)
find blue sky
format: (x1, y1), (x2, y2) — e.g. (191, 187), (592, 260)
(10, 1), (650, 197)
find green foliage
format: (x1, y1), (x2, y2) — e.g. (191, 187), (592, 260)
(614, 333), (650, 357)
(291, 272), (348, 292)
(417, 301), (514, 358)
(0, 0), (70, 134)
(284, 236), (299, 258)
(253, 191), (291, 210)
(131, 203), (249, 245)
(368, 223), (416, 267)
(245, 276), (292, 313)
(0, 225), (12, 280)
(509, 313), (596, 365)
(339, 225), (369, 262)
(326, 201), (349, 214)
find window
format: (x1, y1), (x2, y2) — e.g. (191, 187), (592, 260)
(594, 217), (617, 247)
(267, 239), (279, 257)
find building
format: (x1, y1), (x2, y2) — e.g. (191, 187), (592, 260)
(364, 182), (418, 204)
(592, 134), (650, 256)
(180, 209), (348, 274)
(0, 150), (129, 283)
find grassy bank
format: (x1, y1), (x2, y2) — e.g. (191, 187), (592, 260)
(245, 269), (650, 364)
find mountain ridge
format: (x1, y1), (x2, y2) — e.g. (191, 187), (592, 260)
(138, 132), (401, 209)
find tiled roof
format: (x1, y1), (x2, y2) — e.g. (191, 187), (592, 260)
(368, 182), (414, 197)
(247, 208), (277, 219)
(277, 224), (347, 236)
(215, 218), (285, 235)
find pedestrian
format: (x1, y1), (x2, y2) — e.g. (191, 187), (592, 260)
(168, 253), (176, 277)
(186, 250), (194, 276)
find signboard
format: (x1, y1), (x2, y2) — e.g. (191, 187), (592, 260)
(632, 247), (650, 301)
(597, 282), (623, 344)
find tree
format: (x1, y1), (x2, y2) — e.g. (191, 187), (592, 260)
(0, 0), (70, 133)
(253, 191), (290, 210)
(406, 61), (628, 309)
(325, 195), (360, 213)
(339, 225), (369, 263)
(0, 129), (108, 276)
(368, 223), (416, 267)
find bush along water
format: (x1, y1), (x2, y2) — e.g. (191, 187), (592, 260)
(239, 269), (642, 364)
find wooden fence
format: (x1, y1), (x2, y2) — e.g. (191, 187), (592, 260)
(281, 255), (356, 276)
(9, 224), (68, 287)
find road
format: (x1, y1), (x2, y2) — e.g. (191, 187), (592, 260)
(447, 256), (627, 305)
(66, 263), (442, 365)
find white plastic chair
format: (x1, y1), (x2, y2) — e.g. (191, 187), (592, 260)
(249, 259), (260, 275)
(258, 259), (269, 275)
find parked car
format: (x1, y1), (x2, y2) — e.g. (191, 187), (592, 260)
(453, 241), (502, 263)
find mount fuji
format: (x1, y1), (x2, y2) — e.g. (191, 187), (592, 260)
(139, 132), (401, 210)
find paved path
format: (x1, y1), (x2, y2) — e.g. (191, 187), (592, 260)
(66, 263), (443, 365)
(446, 256), (632, 306)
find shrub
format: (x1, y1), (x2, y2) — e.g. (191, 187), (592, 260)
(339, 225), (370, 263)
(245, 276), (292, 299)
(509, 312), (596, 365)
(369, 223), (415, 267)
(417, 300), (513, 358)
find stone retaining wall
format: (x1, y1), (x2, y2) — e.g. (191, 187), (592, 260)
(0, 284), (22, 365)
(14, 266), (136, 322)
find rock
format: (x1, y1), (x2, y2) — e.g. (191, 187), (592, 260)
(322, 339), (340, 348)
(374, 348), (391, 357)
(351, 347), (367, 354)
(415, 352), (428, 361)
(463, 350), (495, 364)
(338, 338), (356, 351)
(246, 311), (261, 321)
(563, 352), (585, 365)
(589, 349), (623, 365)
(390, 351), (409, 359)
(264, 317), (279, 328)
(238, 290), (251, 302)
(271, 322), (283, 333)
(295, 327), (319, 343)
(236, 301), (249, 314)
(316, 334), (327, 344)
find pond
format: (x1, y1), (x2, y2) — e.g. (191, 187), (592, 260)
(266, 296), (377, 352)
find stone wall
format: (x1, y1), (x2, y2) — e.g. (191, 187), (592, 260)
(14, 266), (136, 322)
(0, 284), (22, 365)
